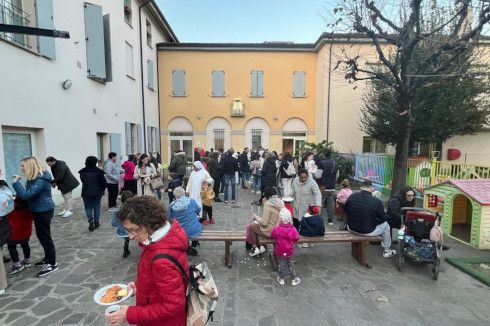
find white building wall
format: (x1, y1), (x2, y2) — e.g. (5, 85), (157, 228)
(0, 0), (173, 201)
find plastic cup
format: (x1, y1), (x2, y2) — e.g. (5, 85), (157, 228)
(105, 305), (120, 316)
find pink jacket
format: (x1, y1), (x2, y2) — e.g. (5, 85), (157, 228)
(271, 223), (300, 258)
(336, 188), (352, 204)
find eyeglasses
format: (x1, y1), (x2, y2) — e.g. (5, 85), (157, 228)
(124, 226), (142, 235)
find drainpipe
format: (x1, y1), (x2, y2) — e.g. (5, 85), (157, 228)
(139, 0), (151, 153)
(326, 42), (333, 142)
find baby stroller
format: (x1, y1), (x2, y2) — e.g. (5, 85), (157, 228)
(397, 207), (442, 280)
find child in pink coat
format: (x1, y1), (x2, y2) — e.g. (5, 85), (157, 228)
(271, 208), (301, 286)
(336, 179), (353, 222)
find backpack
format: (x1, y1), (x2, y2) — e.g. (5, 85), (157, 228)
(152, 254), (218, 326)
(283, 161), (296, 177)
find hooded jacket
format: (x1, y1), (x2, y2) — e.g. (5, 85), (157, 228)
(258, 196), (284, 237)
(50, 160), (80, 194)
(220, 153), (239, 176)
(299, 214), (325, 237)
(13, 171), (55, 213)
(238, 152), (250, 172)
(386, 193), (415, 229)
(291, 176), (322, 219)
(78, 165), (107, 197)
(271, 223), (299, 258)
(167, 196), (202, 238)
(169, 152), (187, 176)
(261, 156), (278, 187)
(126, 221), (189, 326)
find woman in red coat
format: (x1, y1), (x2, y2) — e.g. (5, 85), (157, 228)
(105, 196), (189, 326)
(7, 197), (33, 274)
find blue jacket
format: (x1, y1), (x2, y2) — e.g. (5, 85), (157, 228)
(13, 171), (55, 213)
(111, 208), (129, 238)
(299, 214), (325, 237)
(167, 196), (202, 238)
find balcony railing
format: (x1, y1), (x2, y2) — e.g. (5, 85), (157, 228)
(0, 0), (31, 49)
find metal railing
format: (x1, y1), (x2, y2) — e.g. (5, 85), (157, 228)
(0, 0), (31, 49)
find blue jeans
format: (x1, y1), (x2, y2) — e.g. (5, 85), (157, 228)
(82, 195), (102, 223)
(223, 174), (236, 201)
(253, 174), (261, 192)
(241, 171), (250, 187)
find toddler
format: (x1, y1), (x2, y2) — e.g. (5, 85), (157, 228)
(299, 204), (325, 247)
(200, 179), (215, 225)
(111, 191), (134, 258)
(271, 208), (301, 286)
(282, 197), (296, 229)
(7, 197), (33, 274)
(336, 179), (353, 222)
(166, 172), (182, 203)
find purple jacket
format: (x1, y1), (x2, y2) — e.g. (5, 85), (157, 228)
(271, 223), (300, 258)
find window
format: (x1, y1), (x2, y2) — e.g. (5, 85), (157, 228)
(211, 71), (225, 97)
(147, 59), (154, 90)
(125, 41), (134, 78)
(251, 129), (262, 149)
(410, 142), (434, 158)
(147, 126), (160, 153)
(172, 70), (186, 96)
(293, 71), (306, 97)
(250, 70), (264, 97)
(96, 132), (109, 164)
(146, 19), (152, 47)
(124, 0), (132, 25)
(125, 122), (142, 154)
(84, 2), (109, 80)
(213, 129), (225, 150)
(362, 137), (386, 153)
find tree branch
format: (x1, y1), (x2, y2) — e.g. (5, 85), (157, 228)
(364, 0), (402, 32)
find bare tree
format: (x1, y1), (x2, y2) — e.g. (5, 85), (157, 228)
(330, 0), (490, 194)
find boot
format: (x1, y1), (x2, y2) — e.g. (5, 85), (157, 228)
(88, 222), (95, 232)
(94, 221), (100, 229)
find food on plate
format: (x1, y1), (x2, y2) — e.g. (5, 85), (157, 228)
(117, 288), (128, 297)
(100, 285), (123, 303)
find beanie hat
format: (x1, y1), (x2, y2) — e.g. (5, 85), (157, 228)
(307, 204), (321, 215)
(279, 208), (292, 224)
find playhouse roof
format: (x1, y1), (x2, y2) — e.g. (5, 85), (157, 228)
(428, 179), (490, 206)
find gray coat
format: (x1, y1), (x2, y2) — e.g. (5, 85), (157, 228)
(291, 176), (322, 219)
(103, 159), (120, 184)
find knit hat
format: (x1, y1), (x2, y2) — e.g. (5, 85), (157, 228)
(307, 204), (321, 215)
(279, 208), (292, 224)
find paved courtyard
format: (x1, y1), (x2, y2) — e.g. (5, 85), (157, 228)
(0, 188), (489, 326)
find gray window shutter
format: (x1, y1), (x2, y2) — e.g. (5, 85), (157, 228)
(251, 70), (257, 96)
(212, 71), (225, 96)
(293, 71), (306, 97)
(110, 133), (121, 156)
(36, 0), (56, 59)
(172, 70), (185, 96)
(137, 124), (143, 153)
(155, 128), (161, 154)
(125, 122), (132, 155)
(147, 126), (152, 152)
(103, 14), (112, 82)
(147, 59), (154, 90)
(257, 70), (264, 96)
(84, 2), (106, 79)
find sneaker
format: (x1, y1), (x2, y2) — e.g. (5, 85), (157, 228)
(89, 222), (95, 232)
(3, 256), (11, 263)
(214, 198), (223, 202)
(62, 210), (73, 218)
(276, 277), (285, 285)
(292, 278), (301, 286)
(209, 219), (215, 225)
(232, 200), (236, 204)
(21, 260), (31, 268)
(224, 201), (228, 204)
(34, 259), (47, 267)
(383, 249), (397, 258)
(57, 210), (67, 216)
(0, 289), (5, 295)
(95, 221), (100, 229)
(259, 245), (266, 253)
(249, 247), (261, 257)
(302, 243), (310, 248)
(10, 264), (25, 275)
(122, 250), (131, 258)
(328, 222), (333, 226)
(37, 263), (59, 277)
(108, 207), (117, 212)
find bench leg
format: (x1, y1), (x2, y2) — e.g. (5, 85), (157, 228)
(351, 241), (372, 269)
(224, 241), (233, 268)
(269, 251), (278, 271)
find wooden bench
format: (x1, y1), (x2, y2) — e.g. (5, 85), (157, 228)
(191, 230), (382, 269)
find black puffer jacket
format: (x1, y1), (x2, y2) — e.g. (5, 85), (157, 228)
(386, 193), (414, 229)
(279, 157), (295, 179)
(79, 165), (107, 197)
(317, 157), (338, 189)
(238, 152), (250, 172)
(205, 158), (221, 180)
(220, 154), (239, 176)
(345, 190), (387, 234)
(51, 160), (80, 194)
(261, 157), (277, 187)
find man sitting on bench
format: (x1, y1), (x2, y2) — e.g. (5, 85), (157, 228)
(344, 180), (396, 258)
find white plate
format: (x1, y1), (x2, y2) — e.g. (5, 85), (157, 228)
(94, 284), (133, 306)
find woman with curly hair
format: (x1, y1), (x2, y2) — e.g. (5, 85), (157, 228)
(105, 195), (189, 326)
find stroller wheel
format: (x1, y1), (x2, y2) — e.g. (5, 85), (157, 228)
(432, 264), (440, 281)
(397, 256), (404, 272)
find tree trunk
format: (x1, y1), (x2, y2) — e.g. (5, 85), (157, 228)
(391, 91), (412, 195)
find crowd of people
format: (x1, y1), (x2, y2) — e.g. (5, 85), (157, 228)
(0, 146), (418, 325)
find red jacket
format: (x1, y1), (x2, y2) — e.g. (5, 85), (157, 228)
(126, 221), (189, 326)
(271, 223), (299, 258)
(8, 208), (33, 241)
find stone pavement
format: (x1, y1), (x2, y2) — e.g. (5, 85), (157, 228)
(0, 187), (489, 326)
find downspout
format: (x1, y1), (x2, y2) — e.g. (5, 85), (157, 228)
(139, 0), (151, 153)
(326, 42), (333, 142)
(156, 45), (162, 156)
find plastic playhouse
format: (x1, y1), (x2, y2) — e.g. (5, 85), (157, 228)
(423, 179), (490, 249)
